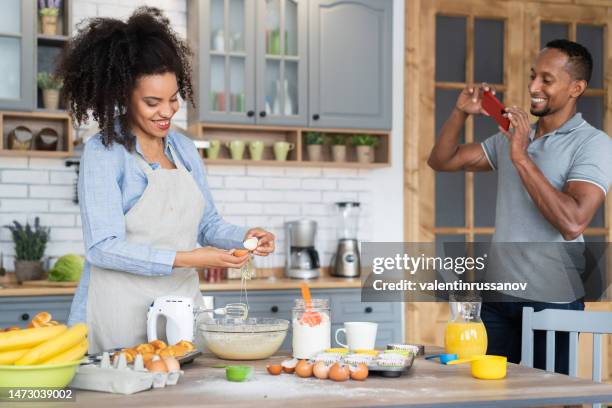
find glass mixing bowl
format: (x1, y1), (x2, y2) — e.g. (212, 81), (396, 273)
(199, 318), (289, 360)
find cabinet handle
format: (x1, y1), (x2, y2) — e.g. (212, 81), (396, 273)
(312, 114), (320, 121)
(21, 313), (30, 321)
(364, 307), (373, 314)
(247, 110), (255, 117)
(259, 111), (267, 118)
(270, 306), (279, 313)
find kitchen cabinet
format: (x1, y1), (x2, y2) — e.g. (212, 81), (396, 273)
(188, 0), (308, 126)
(308, 0), (393, 129)
(0, 1), (35, 111)
(0, 289), (403, 352)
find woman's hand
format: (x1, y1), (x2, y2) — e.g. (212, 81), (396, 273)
(175, 247), (249, 269)
(244, 228), (275, 256)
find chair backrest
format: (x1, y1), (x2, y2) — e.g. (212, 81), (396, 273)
(521, 307), (612, 381)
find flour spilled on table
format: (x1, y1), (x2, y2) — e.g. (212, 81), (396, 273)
(188, 369), (420, 401)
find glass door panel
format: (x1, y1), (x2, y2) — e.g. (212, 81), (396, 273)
(0, 0), (21, 35)
(265, 59), (281, 115)
(285, 60), (299, 115)
(285, 0), (299, 56)
(229, 57), (246, 113)
(229, 0), (245, 53)
(210, 55), (226, 112)
(0, 37), (21, 100)
(210, 0), (225, 52)
(265, 0), (281, 55)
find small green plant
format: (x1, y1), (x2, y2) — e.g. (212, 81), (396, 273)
(304, 131), (324, 145)
(351, 134), (379, 147)
(4, 218), (50, 261)
(37, 72), (63, 90)
(328, 134), (348, 146)
(39, 0), (61, 16)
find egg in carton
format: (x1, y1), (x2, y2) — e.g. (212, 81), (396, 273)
(132, 354), (184, 387)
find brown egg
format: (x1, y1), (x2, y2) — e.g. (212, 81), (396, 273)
(349, 363), (369, 381)
(145, 356), (168, 373)
(266, 364), (282, 375)
(163, 357), (180, 372)
(281, 358), (298, 374)
(295, 360), (313, 378)
(328, 363), (350, 382)
(313, 361), (330, 379)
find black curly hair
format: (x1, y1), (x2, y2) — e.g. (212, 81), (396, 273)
(55, 6), (194, 151)
(545, 39), (593, 83)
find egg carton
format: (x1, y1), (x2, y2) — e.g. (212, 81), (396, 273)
(71, 352), (183, 395)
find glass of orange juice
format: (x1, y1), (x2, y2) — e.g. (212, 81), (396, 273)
(444, 295), (487, 359)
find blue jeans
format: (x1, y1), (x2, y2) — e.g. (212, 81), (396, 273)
(481, 300), (585, 374)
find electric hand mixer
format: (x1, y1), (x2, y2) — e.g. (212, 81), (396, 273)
(147, 296), (248, 344)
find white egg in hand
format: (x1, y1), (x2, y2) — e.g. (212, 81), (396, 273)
(243, 237), (259, 251)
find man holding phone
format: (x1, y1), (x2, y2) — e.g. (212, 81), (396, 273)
(428, 40), (611, 373)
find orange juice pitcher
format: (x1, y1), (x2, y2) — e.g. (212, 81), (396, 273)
(444, 296), (487, 359)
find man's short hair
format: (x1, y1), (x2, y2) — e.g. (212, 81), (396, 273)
(545, 39), (593, 83)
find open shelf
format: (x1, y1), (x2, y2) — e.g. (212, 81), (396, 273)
(0, 111), (73, 157)
(188, 123), (391, 168)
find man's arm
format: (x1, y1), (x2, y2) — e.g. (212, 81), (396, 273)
(503, 107), (606, 240)
(428, 84), (494, 172)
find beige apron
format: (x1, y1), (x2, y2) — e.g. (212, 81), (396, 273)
(86, 144), (205, 353)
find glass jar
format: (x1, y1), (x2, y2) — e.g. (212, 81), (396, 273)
(292, 299), (330, 359)
(444, 296), (488, 359)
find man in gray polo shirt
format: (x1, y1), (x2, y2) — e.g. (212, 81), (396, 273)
(428, 39), (611, 374)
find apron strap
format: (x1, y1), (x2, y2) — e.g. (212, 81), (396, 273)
(131, 141), (186, 174)
(166, 143), (186, 171)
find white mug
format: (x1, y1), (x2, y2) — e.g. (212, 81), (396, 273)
(334, 322), (378, 350)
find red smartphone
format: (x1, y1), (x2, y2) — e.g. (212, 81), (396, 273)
(481, 90), (510, 131)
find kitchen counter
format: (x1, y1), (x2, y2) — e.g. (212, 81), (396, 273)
(46, 352), (612, 408)
(0, 276), (361, 297)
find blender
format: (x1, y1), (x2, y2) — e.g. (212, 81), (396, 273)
(330, 202), (361, 277)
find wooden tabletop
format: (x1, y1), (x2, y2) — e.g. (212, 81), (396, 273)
(47, 353), (612, 408)
(0, 276), (361, 297)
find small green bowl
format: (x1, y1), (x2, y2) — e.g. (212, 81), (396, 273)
(225, 365), (253, 382)
(0, 360), (82, 388)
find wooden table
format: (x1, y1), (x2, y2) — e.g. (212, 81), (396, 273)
(36, 353), (612, 408)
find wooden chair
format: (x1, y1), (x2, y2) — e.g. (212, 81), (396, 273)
(522, 307), (612, 408)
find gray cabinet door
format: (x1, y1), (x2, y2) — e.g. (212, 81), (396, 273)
(0, 0), (35, 111)
(308, 0), (392, 129)
(188, 0), (256, 125)
(255, 0), (308, 126)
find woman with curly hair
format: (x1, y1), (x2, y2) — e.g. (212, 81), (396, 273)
(57, 7), (275, 352)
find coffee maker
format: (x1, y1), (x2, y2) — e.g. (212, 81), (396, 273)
(330, 202), (361, 277)
(285, 219), (320, 279)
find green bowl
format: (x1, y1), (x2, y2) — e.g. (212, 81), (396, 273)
(226, 365), (253, 382)
(0, 360), (81, 388)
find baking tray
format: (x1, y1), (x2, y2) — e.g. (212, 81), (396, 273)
(367, 354), (415, 378)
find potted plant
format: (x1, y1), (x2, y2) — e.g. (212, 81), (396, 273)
(4, 218), (50, 283)
(39, 0), (62, 36)
(351, 134), (379, 164)
(328, 134), (348, 162)
(37, 72), (63, 110)
(304, 131), (325, 162)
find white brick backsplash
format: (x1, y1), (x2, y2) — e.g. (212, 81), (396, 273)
(206, 166), (245, 176)
(0, 185), (27, 198)
(0, 157), (28, 168)
(1, 170), (49, 184)
(49, 200), (80, 213)
(284, 190), (322, 203)
(38, 214), (75, 227)
(0, 199), (48, 212)
(263, 178), (300, 190)
(247, 190), (284, 202)
(206, 175), (223, 188)
(223, 203), (264, 215)
(51, 228), (84, 241)
(50, 171), (78, 185)
(0, 0), (379, 269)
(302, 178), (336, 191)
(210, 189), (246, 202)
(246, 167), (284, 177)
(30, 185), (75, 199)
(262, 203), (300, 216)
(225, 177), (263, 189)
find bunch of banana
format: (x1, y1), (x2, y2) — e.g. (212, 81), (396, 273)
(0, 312), (88, 365)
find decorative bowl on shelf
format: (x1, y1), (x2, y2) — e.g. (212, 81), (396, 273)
(8, 126), (33, 150)
(35, 128), (59, 151)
